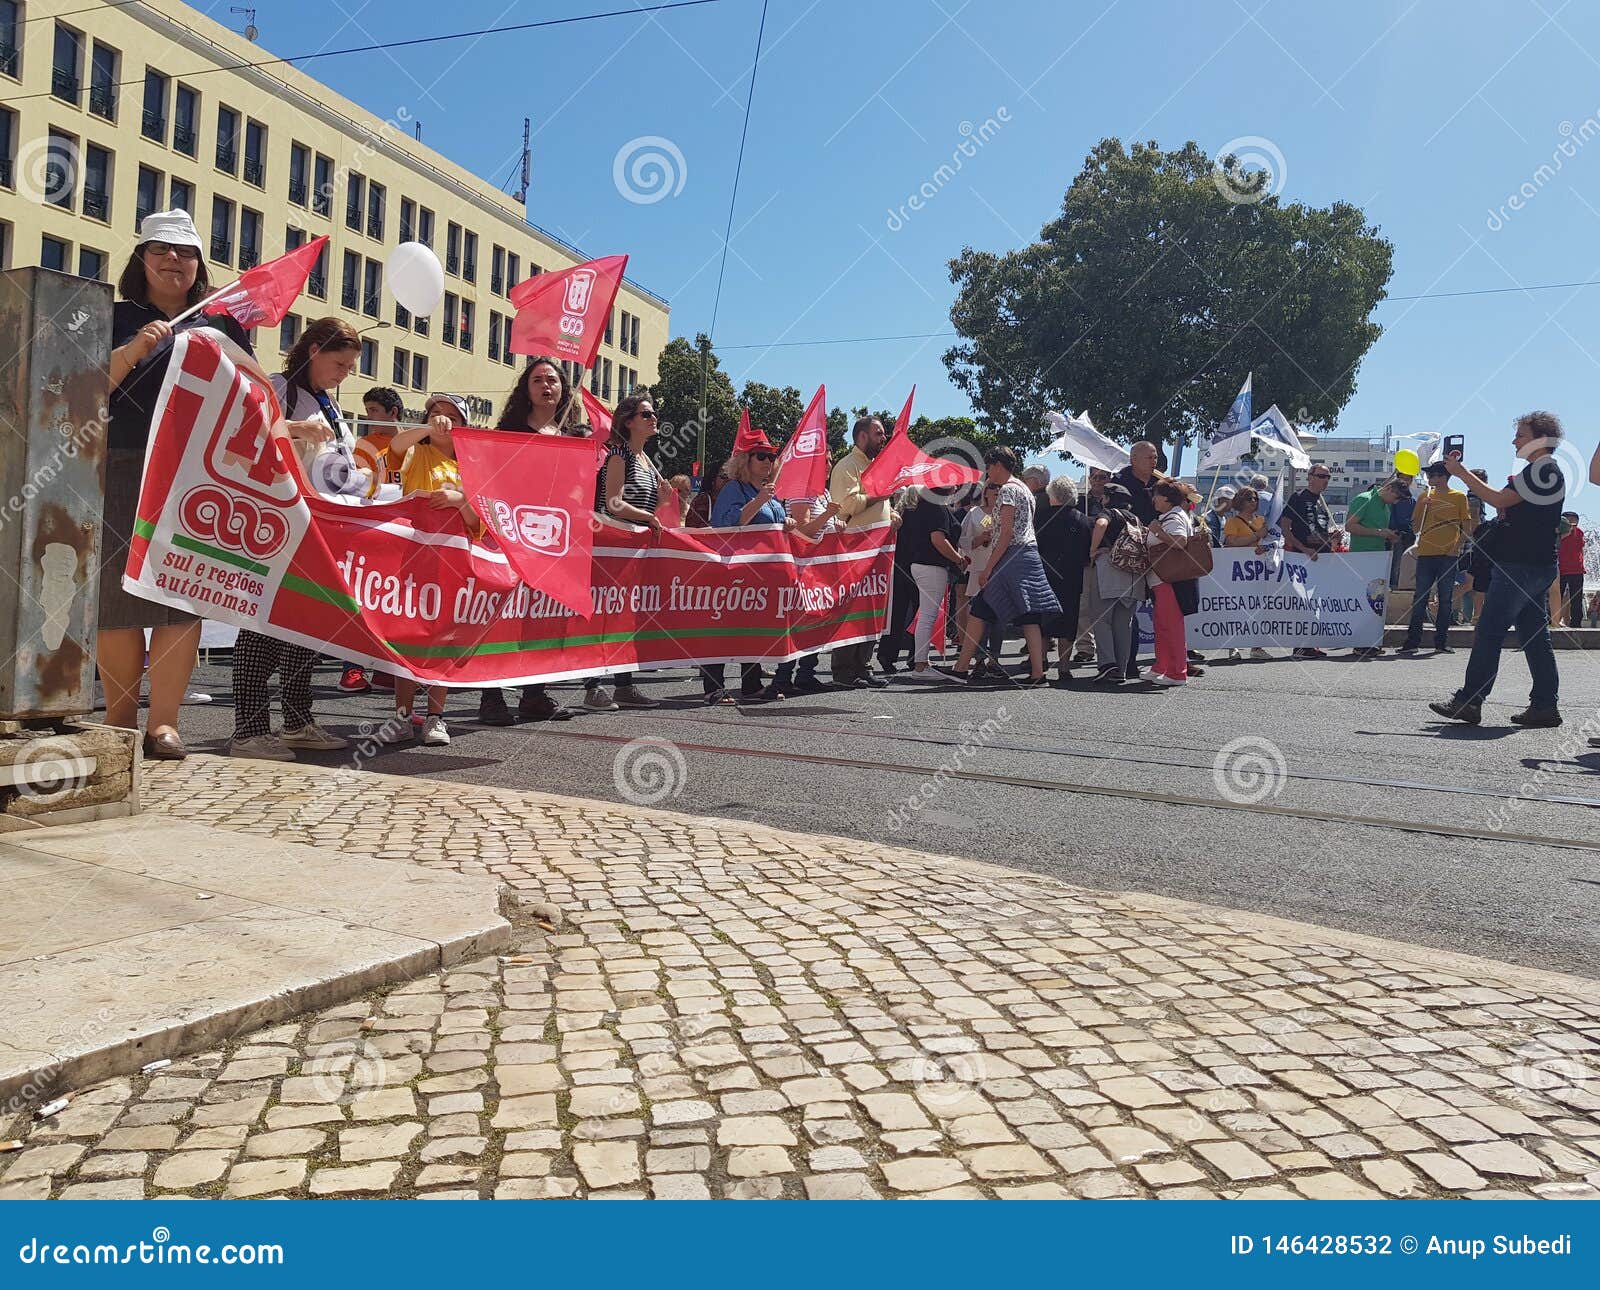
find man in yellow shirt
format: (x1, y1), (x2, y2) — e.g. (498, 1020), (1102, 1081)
(828, 416), (891, 686)
(1401, 460), (1472, 653)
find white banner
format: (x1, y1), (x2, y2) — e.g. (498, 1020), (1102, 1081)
(1185, 550), (1388, 649)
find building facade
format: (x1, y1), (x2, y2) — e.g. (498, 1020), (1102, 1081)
(0, 0), (669, 423)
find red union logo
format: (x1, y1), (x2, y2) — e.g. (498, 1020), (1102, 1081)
(487, 497), (569, 556)
(179, 484), (290, 559)
(557, 315), (585, 337)
(793, 428), (822, 455)
(563, 269), (596, 313)
(897, 461), (946, 480)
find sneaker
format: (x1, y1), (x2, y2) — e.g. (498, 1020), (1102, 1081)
(282, 722), (350, 751)
(1148, 672), (1186, 687)
(1510, 707), (1563, 728)
(1292, 647), (1328, 658)
(1397, 643), (1421, 655)
(614, 684), (658, 708)
(518, 689), (570, 721)
(584, 686), (619, 712)
(1427, 698), (1481, 725)
(421, 714), (451, 745)
(1227, 648), (1242, 660)
(794, 675), (827, 693)
(1435, 645), (1456, 654)
(339, 665), (370, 693)
(182, 689), (213, 705)
(860, 674), (889, 689)
(1250, 647), (1272, 660)
(1073, 649), (1095, 663)
(1093, 667), (1121, 685)
(905, 665), (944, 682)
(229, 733), (296, 761)
(381, 713), (415, 744)
(478, 689), (514, 726)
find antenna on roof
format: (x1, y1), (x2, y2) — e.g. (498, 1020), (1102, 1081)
(515, 117), (530, 203)
(229, 6), (258, 41)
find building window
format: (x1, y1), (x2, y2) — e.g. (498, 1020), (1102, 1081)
(462, 231), (477, 283)
(51, 23), (81, 105)
(630, 314), (640, 356)
(506, 252), (520, 291)
(0, 220), (9, 269)
(142, 70), (168, 141)
(41, 235), (69, 272)
(288, 142), (308, 205)
(367, 181), (385, 239)
(44, 130), (75, 209)
(173, 83), (197, 155)
(491, 246), (504, 294)
(346, 173), (365, 231)
(398, 197), (415, 243)
(285, 226), (306, 257)
(210, 196), (234, 264)
(393, 347), (409, 386)
(135, 166), (161, 228)
(167, 176), (192, 215)
(602, 358), (612, 401)
(589, 365), (600, 394)
(413, 310), (428, 338)
(341, 250), (360, 310)
(459, 300), (473, 351)
(89, 42), (118, 120)
(312, 153), (332, 217)
(243, 119), (266, 186)
(487, 311), (501, 361)
(216, 105), (238, 173)
(81, 143), (110, 222)
(411, 354), (427, 389)
(604, 309), (614, 346)
(0, 107), (16, 189)
(239, 207), (261, 268)
(417, 206), (434, 248)
(445, 222), (460, 274)
(77, 246), (105, 281)
(307, 241), (327, 298)
(360, 338), (376, 377)
(394, 301), (410, 330)
(279, 313), (300, 352)
(443, 292), (457, 344)
(0, 1), (19, 79)
(362, 258), (381, 317)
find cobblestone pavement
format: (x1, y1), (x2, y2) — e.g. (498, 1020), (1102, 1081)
(4, 757), (1598, 1201)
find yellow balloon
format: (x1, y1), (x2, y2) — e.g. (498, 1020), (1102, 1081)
(1393, 448), (1420, 476)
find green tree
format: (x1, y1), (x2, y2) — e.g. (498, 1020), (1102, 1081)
(646, 334), (737, 474)
(739, 381), (805, 442)
(944, 137), (1394, 454)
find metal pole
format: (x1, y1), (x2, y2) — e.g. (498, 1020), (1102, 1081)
(696, 335), (709, 477)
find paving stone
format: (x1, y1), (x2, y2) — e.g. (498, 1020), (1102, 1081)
(152, 1151), (232, 1189)
(1195, 1140), (1274, 1181)
(225, 1160), (307, 1198)
(574, 1142), (640, 1189)
(726, 1146), (794, 1177)
(804, 1172), (881, 1199)
(309, 1162), (401, 1195)
(963, 1144), (1054, 1180)
(568, 1086), (640, 1118)
(651, 1173), (712, 1199)
(880, 1157), (970, 1193)
(243, 1128), (326, 1158)
(717, 1117), (799, 1147)
(339, 1122), (422, 1162)
(1408, 1152), (1488, 1192)
(1455, 1141), (1548, 1180)
(859, 1093), (933, 1131)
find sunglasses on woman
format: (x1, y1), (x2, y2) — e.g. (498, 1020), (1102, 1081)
(144, 241), (200, 261)
(631, 409), (658, 421)
(752, 451), (777, 462)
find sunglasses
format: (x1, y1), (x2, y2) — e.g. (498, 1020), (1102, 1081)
(631, 409), (658, 421)
(751, 451), (777, 462)
(144, 241), (200, 261)
(1310, 472), (1331, 479)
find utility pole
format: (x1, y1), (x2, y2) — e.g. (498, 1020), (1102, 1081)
(515, 118), (530, 204)
(696, 336), (710, 479)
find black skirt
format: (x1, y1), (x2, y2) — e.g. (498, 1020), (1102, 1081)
(98, 448), (196, 631)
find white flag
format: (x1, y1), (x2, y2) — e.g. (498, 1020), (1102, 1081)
(1044, 409), (1130, 472)
(1249, 405), (1311, 468)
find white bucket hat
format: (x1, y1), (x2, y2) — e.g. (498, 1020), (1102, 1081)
(137, 209), (203, 250)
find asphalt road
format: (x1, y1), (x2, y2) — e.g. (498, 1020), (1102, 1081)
(156, 644), (1600, 980)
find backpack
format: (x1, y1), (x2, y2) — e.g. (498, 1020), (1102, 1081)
(1108, 516), (1153, 575)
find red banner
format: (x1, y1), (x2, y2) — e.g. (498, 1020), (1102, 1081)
(128, 331), (893, 687)
(508, 255), (627, 369)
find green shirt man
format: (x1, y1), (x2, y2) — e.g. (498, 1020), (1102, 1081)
(1346, 482), (1400, 553)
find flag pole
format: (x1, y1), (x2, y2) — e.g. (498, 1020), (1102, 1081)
(167, 280), (235, 328)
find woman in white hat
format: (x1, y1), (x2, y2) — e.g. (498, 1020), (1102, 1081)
(102, 210), (256, 759)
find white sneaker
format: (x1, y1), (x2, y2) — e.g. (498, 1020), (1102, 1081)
(282, 721), (350, 751)
(1227, 648), (1242, 660)
(1250, 647), (1272, 660)
(584, 686), (619, 712)
(380, 714), (414, 745)
(182, 689), (213, 705)
(906, 665), (944, 682)
(421, 715), (450, 746)
(229, 734), (296, 761)
(1149, 672), (1186, 687)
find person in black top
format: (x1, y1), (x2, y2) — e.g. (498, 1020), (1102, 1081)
(1111, 443), (1159, 525)
(1430, 412), (1565, 728)
(103, 210), (258, 761)
(1279, 462), (1345, 658)
(897, 488), (969, 680)
(1035, 476), (1094, 682)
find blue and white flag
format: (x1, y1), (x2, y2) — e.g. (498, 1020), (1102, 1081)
(1249, 404), (1311, 468)
(1198, 374), (1253, 469)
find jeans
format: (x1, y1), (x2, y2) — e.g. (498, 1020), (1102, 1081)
(1406, 554), (1458, 647)
(910, 563), (951, 665)
(1561, 572), (1584, 626)
(1453, 560), (1559, 710)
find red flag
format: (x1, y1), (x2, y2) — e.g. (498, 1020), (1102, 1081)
(774, 384), (829, 501)
(508, 255), (628, 369)
(860, 387), (982, 494)
(209, 236), (328, 328)
(452, 428), (598, 616)
(579, 387), (613, 463)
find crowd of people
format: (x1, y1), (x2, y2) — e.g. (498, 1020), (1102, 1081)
(99, 210), (1584, 762)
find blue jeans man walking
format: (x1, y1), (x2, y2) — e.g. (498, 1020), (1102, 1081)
(1430, 560), (1560, 726)
(1404, 553), (1460, 650)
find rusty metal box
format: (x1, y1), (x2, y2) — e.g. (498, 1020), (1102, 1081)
(0, 268), (112, 719)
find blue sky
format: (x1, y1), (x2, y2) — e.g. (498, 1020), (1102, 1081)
(200, 0), (1600, 513)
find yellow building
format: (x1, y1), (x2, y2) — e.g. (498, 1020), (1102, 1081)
(0, 0), (668, 423)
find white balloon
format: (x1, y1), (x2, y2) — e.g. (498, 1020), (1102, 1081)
(386, 242), (444, 315)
